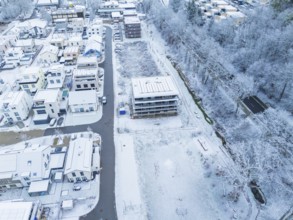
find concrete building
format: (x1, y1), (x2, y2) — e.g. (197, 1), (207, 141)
(64, 138), (100, 182)
(39, 45), (59, 63)
(19, 67), (45, 95)
(124, 16), (141, 38)
(72, 69), (99, 91)
(131, 76), (179, 118)
(51, 8), (85, 24)
(87, 21), (104, 37)
(68, 90), (98, 113)
(0, 91), (33, 124)
(32, 89), (62, 124)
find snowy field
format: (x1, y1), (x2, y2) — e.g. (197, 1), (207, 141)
(113, 23), (257, 220)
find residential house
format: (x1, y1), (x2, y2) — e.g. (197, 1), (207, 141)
(0, 143), (52, 189)
(45, 65), (65, 89)
(50, 37), (66, 49)
(39, 45), (59, 63)
(68, 90), (98, 113)
(18, 67), (44, 95)
(63, 46), (79, 64)
(4, 47), (23, 67)
(87, 20), (104, 37)
(67, 36), (84, 50)
(131, 76), (179, 118)
(18, 19), (48, 38)
(68, 18), (84, 32)
(15, 39), (36, 53)
(76, 56), (98, 69)
(72, 68), (99, 91)
(64, 138), (100, 182)
(97, 1), (122, 17)
(32, 89), (62, 124)
(0, 91), (33, 124)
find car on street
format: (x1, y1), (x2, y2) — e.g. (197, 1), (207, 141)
(73, 186), (81, 191)
(102, 96), (107, 104)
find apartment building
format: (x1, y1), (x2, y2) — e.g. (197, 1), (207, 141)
(18, 67), (45, 95)
(51, 8), (85, 23)
(131, 76), (179, 118)
(0, 91), (33, 124)
(124, 16), (141, 38)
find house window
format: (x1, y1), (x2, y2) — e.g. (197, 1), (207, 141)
(89, 107), (94, 111)
(72, 172), (76, 177)
(80, 172), (84, 176)
(56, 79), (61, 83)
(51, 109), (54, 113)
(37, 109), (46, 114)
(16, 117), (22, 121)
(77, 85), (81, 88)
(50, 80), (54, 84)
(91, 84), (95, 87)
(23, 177), (30, 181)
(31, 84), (35, 88)
(14, 112), (19, 116)
(84, 84), (88, 88)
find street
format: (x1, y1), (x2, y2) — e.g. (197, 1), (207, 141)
(44, 27), (117, 220)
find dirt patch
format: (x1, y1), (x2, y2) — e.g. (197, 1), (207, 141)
(0, 130), (44, 146)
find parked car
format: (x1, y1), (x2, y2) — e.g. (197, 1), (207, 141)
(49, 118), (57, 126)
(73, 186), (81, 191)
(57, 117), (64, 126)
(102, 96), (107, 104)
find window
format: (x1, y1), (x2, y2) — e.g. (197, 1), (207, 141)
(37, 109), (46, 114)
(89, 107), (94, 111)
(16, 117), (21, 121)
(72, 172), (76, 177)
(91, 84), (95, 87)
(77, 85), (81, 88)
(80, 172), (84, 176)
(51, 109), (54, 113)
(14, 112), (19, 116)
(56, 79), (61, 84)
(50, 80), (54, 84)
(84, 84), (88, 88)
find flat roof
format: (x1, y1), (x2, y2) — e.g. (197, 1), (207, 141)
(64, 138), (93, 174)
(0, 202), (33, 220)
(50, 153), (66, 170)
(0, 91), (28, 107)
(0, 154), (17, 173)
(64, 46), (79, 54)
(124, 16), (140, 24)
(28, 179), (50, 193)
(73, 68), (98, 77)
(34, 89), (60, 103)
(69, 90), (97, 105)
(77, 56), (97, 65)
(132, 76), (179, 98)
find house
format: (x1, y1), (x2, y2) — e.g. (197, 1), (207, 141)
(28, 179), (51, 196)
(0, 38), (11, 56)
(97, 1), (122, 17)
(51, 7), (85, 24)
(4, 47), (23, 67)
(83, 35), (103, 59)
(67, 36), (84, 50)
(111, 12), (123, 21)
(68, 18), (84, 32)
(15, 39), (36, 53)
(63, 46), (80, 64)
(39, 45), (59, 63)
(87, 20), (104, 37)
(124, 16), (141, 38)
(0, 143), (52, 189)
(45, 65), (65, 89)
(32, 89), (63, 124)
(76, 56), (98, 69)
(18, 67), (45, 95)
(72, 69), (99, 91)
(0, 91), (33, 124)
(50, 37), (66, 49)
(123, 10), (137, 17)
(64, 138), (100, 182)
(68, 90), (98, 113)
(131, 76), (179, 118)
(0, 202), (38, 220)
(119, 2), (136, 10)
(54, 18), (68, 33)
(17, 19), (48, 38)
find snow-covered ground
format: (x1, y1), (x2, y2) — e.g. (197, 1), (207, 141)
(113, 21), (258, 220)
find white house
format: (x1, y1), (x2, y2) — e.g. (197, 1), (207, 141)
(67, 36), (84, 49)
(87, 21), (104, 37)
(0, 91), (33, 124)
(63, 46), (79, 62)
(18, 19), (48, 38)
(131, 76), (179, 118)
(0, 143), (52, 189)
(68, 18), (84, 32)
(72, 69), (99, 91)
(15, 39), (36, 53)
(76, 56), (98, 69)
(50, 37), (66, 49)
(68, 90), (98, 113)
(64, 138), (100, 182)
(46, 65), (65, 89)
(83, 35), (103, 59)
(32, 89), (62, 124)
(4, 47), (23, 67)
(39, 45), (59, 63)
(18, 67), (45, 95)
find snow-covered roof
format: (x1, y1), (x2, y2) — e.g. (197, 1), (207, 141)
(73, 69), (98, 77)
(28, 179), (50, 193)
(112, 12), (122, 17)
(226, 11), (246, 18)
(76, 56), (97, 67)
(124, 16), (141, 25)
(123, 10), (137, 16)
(62, 200), (73, 209)
(49, 153), (66, 170)
(119, 2), (136, 9)
(68, 36), (82, 42)
(37, 0), (59, 6)
(50, 37), (65, 43)
(88, 35), (103, 44)
(69, 90), (97, 106)
(64, 46), (79, 55)
(34, 89), (60, 103)
(0, 202), (33, 220)
(0, 91), (29, 107)
(132, 76), (179, 99)
(41, 45), (59, 56)
(21, 66), (41, 76)
(18, 19), (47, 29)
(64, 138), (93, 174)
(15, 39), (34, 47)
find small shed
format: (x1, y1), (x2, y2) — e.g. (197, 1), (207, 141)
(54, 172), (63, 183)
